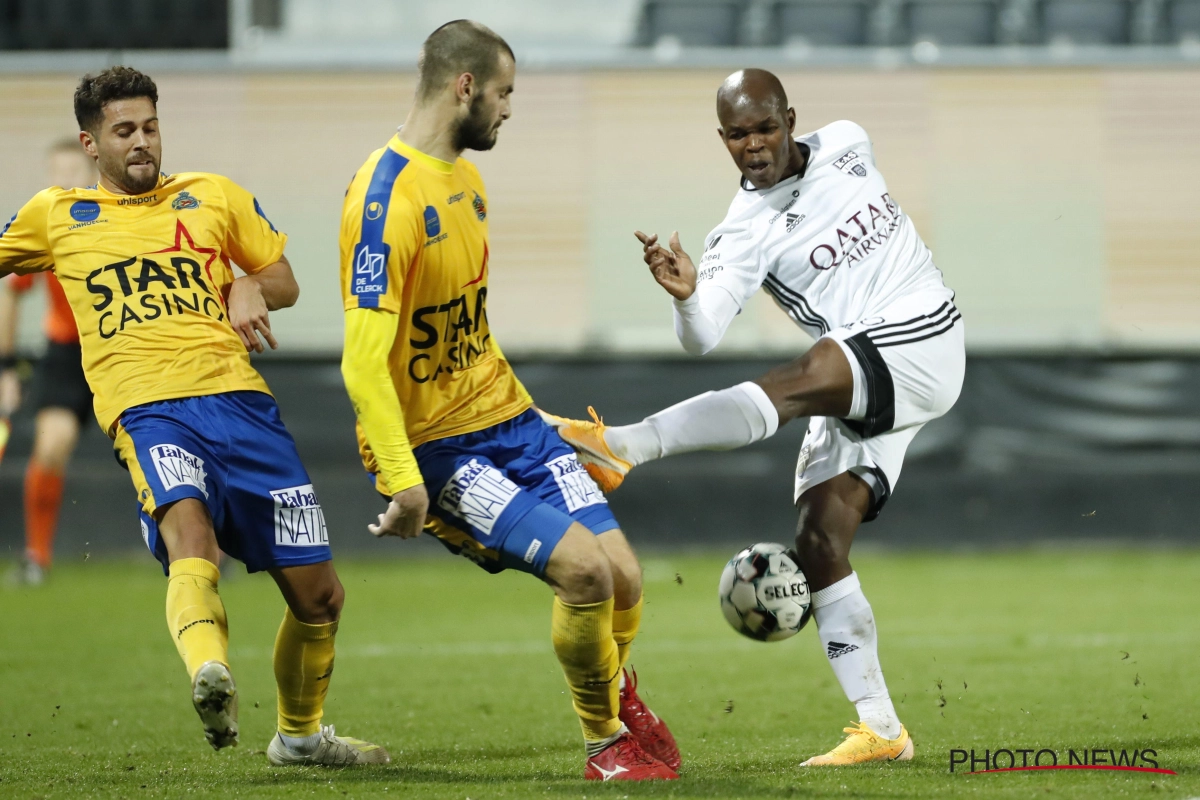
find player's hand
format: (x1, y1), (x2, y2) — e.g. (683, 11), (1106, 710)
(635, 230), (696, 301)
(369, 484), (429, 539)
(227, 276), (279, 354)
(0, 368), (20, 417)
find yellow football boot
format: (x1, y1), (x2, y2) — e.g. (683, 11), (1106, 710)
(536, 407), (631, 493)
(800, 722), (914, 766)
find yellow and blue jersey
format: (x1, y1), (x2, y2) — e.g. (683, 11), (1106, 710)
(0, 173), (284, 434)
(339, 134), (532, 480)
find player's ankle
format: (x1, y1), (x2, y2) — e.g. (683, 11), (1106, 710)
(278, 729), (322, 754)
(584, 724), (628, 757)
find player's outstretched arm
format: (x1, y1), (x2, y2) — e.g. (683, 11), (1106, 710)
(227, 256), (298, 353)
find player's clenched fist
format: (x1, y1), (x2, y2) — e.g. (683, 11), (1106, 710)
(635, 230), (697, 301)
(370, 483), (429, 539)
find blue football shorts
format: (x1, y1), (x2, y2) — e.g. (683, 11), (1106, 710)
(393, 408), (620, 577)
(113, 390), (332, 574)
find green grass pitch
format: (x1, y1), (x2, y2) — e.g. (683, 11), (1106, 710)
(2, 548), (1198, 799)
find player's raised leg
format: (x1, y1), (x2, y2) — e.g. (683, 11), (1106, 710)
(597, 529), (681, 770)
(792, 473), (911, 766)
(265, 562), (390, 767)
(543, 526), (678, 781)
(155, 498), (238, 750)
(542, 337), (851, 491)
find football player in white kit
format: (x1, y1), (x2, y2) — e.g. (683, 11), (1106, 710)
(544, 69), (964, 766)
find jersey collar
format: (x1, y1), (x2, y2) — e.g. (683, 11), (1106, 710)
(389, 134), (455, 175)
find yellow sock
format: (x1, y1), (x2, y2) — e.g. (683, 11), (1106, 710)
(165, 558), (228, 680)
(551, 596), (622, 741)
(273, 608), (337, 738)
(612, 595), (643, 670)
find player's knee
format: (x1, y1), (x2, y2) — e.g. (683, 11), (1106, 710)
(547, 527), (614, 604)
(794, 519), (850, 572)
(599, 531), (643, 604)
(293, 574), (344, 625)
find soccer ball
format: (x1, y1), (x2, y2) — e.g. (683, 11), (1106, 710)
(718, 542), (812, 642)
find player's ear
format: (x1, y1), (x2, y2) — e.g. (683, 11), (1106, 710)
(79, 130), (98, 160)
(455, 72), (475, 105)
(716, 126), (725, 142)
(786, 107), (796, 134)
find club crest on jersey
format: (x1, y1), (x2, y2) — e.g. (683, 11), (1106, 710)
(834, 151), (867, 178)
(171, 192), (200, 210)
(472, 192), (486, 221)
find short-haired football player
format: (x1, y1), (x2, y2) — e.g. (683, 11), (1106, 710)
(546, 69), (965, 767)
(339, 20), (678, 781)
(1, 138), (96, 585)
(0, 67), (386, 766)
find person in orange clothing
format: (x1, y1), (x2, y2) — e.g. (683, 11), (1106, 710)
(0, 138), (97, 585)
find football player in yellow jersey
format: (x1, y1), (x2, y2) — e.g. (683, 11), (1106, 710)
(0, 67), (387, 766)
(339, 21), (679, 781)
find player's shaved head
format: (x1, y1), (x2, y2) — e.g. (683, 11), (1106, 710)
(715, 69), (804, 190)
(417, 20), (514, 102)
(716, 68), (789, 123)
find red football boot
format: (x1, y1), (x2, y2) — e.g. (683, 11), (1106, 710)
(618, 668), (681, 770)
(584, 732), (678, 781)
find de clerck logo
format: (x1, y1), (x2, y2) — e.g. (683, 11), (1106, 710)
(949, 746), (1173, 775)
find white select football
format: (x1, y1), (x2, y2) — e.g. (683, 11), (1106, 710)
(718, 542), (812, 642)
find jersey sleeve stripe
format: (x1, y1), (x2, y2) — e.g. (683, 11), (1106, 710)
(763, 275), (830, 335)
(350, 149), (410, 308)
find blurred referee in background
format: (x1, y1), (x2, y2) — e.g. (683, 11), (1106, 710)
(0, 138), (96, 586)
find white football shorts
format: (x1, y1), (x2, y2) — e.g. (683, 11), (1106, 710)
(793, 293), (965, 520)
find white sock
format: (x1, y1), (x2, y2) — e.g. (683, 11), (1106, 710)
(811, 572), (902, 740)
(278, 730), (322, 754)
(603, 382), (779, 466)
(584, 724), (628, 757)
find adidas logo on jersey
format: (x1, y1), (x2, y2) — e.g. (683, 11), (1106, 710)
(785, 213), (805, 233)
(826, 641), (860, 659)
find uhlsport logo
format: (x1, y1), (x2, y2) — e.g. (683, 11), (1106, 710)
(365, 201), (383, 220)
(545, 454), (606, 513)
(118, 194), (157, 207)
(949, 746), (1173, 775)
(171, 192), (200, 211)
(270, 483), (328, 547)
(438, 459), (519, 535)
(149, 443), (209, 498)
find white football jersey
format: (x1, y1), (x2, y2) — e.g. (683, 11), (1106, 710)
(697, 120), (953, 337)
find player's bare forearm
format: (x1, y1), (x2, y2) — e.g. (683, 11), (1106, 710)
(244, 256), (299, 311)
(227, 257), (299, 352)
